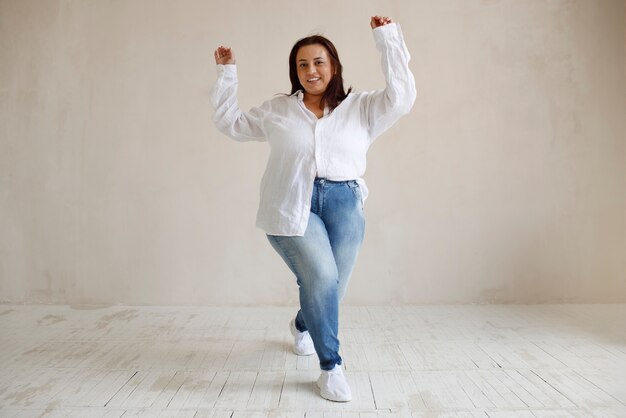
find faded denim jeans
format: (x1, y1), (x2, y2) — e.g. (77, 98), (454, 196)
(266, 178), (365, 371)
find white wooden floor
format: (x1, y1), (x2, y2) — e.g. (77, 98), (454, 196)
(0, 304), (624, 417)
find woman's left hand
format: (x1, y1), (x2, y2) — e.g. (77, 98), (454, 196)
(370, 15), (393, 29)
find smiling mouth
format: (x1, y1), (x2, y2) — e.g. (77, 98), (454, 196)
(307, 77), (321, 82)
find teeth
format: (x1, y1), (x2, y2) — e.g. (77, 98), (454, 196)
(308, 77), (320, 82)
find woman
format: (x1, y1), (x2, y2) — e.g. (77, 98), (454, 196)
(211, 15), (415, 402)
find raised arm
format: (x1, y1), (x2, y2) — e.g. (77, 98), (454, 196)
(361, 16), (417, 142)
(211, 46), (269, 142)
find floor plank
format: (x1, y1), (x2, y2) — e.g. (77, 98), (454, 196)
(0, 304), (623, 416)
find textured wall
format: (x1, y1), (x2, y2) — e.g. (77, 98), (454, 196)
(0, 0), (624, 305)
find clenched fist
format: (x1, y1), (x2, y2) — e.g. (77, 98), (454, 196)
(370, 15), (393, 29)
(214, 46), (235, 65)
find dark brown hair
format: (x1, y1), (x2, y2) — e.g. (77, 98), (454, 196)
(288, 35), (352, 113)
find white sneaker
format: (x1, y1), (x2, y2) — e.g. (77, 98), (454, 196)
(289, 318), (315, 356)
(317, 364), (352, 402)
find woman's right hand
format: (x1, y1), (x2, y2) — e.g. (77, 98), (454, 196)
(214, 46), (236, 65)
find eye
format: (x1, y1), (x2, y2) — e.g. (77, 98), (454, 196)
(299, 63), (307, 68)
(315, 60), (324, 65)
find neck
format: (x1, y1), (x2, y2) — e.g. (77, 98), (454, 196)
(303, 92), (324, 108)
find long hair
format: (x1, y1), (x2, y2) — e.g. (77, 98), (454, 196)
(288, 35), (352, 113)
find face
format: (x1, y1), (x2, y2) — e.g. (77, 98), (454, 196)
(296, 44), (335, 98)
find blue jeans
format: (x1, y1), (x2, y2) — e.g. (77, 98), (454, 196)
(266, 178), (365, 371)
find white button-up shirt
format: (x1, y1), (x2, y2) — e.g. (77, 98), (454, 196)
(211, 23), (416, 236)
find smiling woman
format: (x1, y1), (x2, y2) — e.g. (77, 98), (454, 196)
(296, 45), (333, 117)
(288, 35), (351, 119)
(211, 15), (416, 402)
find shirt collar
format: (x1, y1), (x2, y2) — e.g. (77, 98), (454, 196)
(293, 90), (330, 116)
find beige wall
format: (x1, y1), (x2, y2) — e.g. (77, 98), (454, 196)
(0, 0), (624, 305)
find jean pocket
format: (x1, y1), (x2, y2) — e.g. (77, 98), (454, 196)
(346, 180), (363, 208)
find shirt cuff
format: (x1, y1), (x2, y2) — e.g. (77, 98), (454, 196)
(373, 22), (403, 44)
(216, 64), (237, 78)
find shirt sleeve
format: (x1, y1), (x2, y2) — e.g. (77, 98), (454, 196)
(210, 64), (269, 142)
(360, 23), (417, 143)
